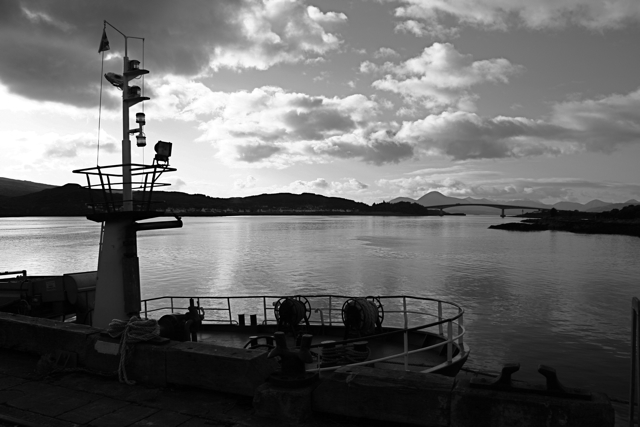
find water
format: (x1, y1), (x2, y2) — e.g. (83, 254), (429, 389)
(1, 215), (638, 399)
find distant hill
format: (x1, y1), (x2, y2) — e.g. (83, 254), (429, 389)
(0, 177), (55, 197)
(0, 183), (444, 217)
(1, 178), (636, 217)
(390, 191), (637, 215)
(586, 200), (640, 213)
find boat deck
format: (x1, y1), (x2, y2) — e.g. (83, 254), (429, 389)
(196, 323), (450, 372)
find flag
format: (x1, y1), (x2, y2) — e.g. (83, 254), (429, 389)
(98, 28), (110, 53)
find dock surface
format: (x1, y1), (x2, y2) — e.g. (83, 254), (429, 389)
(0, 348), (634, 426)
(0, 348), (385, 427)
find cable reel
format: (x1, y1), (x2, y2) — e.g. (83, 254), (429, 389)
(341, 296), (384, 338)
(274, 296), (311, 331)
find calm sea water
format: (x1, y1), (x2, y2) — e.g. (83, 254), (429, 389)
(1, 215), (638, 399)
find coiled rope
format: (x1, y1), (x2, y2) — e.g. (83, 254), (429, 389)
(107, 316), (161, 385)
(344, 298), (378, 335)
(277, 298), (307, 326)
(321, 342), (370, 366)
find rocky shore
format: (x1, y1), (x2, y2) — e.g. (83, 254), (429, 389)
(489, 217), (640, 237)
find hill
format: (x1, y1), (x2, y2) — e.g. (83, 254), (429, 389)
(0, 177), (55, 197)
(0, 184), (444, 217)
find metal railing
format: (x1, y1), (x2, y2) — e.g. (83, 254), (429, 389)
(73, 162), (176, 214)
(630, 296), (639, 427)
(141, 294), (467, 372)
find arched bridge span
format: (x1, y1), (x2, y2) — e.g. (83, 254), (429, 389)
(424, 203), (549, 218)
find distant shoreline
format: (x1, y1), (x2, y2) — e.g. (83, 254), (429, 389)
(489, 217), (640, 237)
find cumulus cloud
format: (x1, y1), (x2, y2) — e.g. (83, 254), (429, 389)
(549, 89), (640, 152)
(394, 18), (459, 39)
(42, 132), (117, 159)
(369, 43), (522, 111)
(144, 76), (640, 166)
(283, 177), (369, 196)
(374, 47), (400, 59)
(210, 0), (345, 70)
(394, 111), (572, 160)
(171, 85), (416, 166)
(0, 0), (345, 107)
(378, 87), (640, 161)
(391, 0), (640, 31)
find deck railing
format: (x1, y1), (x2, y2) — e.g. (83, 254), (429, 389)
(141, 294), (467, 371)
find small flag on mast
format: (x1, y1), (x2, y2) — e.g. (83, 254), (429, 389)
(98, 28), (110, 53)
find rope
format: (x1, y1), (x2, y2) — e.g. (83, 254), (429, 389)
(107, 316), (162, 385)
(277, 298), (307, 326)
(321, 343), (370, 366)
(345, 298), (378, 335)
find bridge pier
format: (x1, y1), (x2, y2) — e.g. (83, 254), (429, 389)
(500, 209), (506, 218)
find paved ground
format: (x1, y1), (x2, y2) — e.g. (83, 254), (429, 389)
(0, 348), (391, 427)
(0, 348), (634, 427)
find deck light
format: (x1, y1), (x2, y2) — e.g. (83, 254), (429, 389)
(127, 86), (141, 98)
(154, 140), (172, 163)
(136, 132), (146, 147)
(136, 112), (146, 125)
(128, 59), (140, 71)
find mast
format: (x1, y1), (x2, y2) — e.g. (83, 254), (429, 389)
(73, 22), (182, 329)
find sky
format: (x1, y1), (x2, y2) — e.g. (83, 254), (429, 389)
(1, 0), (639, 205)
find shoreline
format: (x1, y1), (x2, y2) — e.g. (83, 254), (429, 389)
(489, 217), (640, 237)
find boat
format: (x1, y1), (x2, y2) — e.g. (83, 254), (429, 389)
(0, 270), (469, 378)
(0, 20), (469, 380)
(144, 294), (469, 377)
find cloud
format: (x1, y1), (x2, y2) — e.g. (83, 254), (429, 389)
(394, 18), (459, 39)
(139, 75), (640, 166)
(391, 0), (640, 31)
(234, 175), (257, 190)
(374, 47), (400, 59)
(0, 0), (345, 107)
(369, 43), (523, 111)
(307, 5), (348, 24)
(550, 89), (640, 152)
(377, 173), (640, 204)
(392, 87), (640, 160)
(394, 111), (564, 160)
(210, 1), (345, 70)
(177, 85), (415, 166)
(283, 177), (369, 196)
(171, 178), (187, 190)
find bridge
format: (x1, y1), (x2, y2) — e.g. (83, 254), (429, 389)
(424, 203), (549, 218)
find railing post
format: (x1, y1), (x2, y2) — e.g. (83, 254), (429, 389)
(447, 320), (453, 364)
(144, 300), (148, 319)
(403, 296), (409, 370)
(458, 309), (464, 348)
(227, 298), (232, 324)
(329, 296), (333, 326)
(630, 297), (639, 427)
(170, 297), (174, 313)
(263, 297), (267, 325)
(438, 301), (443, 336)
